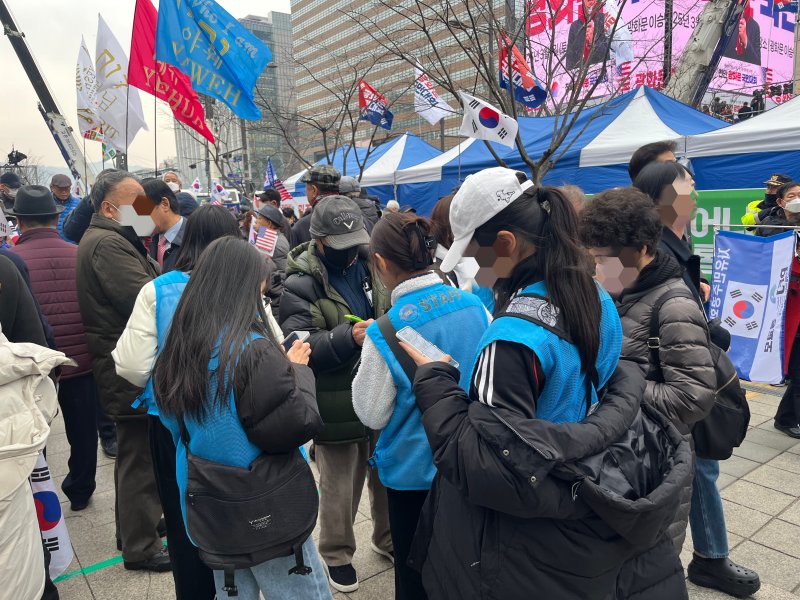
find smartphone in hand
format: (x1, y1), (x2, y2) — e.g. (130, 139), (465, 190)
(282, 330), (310, 353)
(396, 326), (459, 369)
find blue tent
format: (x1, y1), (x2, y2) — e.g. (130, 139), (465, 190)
(285, 133), (441, 200)
(395, 87), (726, 213)
(685, 96), (800, 190)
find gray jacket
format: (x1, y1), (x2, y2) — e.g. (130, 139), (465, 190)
(617, 271), (715, 551)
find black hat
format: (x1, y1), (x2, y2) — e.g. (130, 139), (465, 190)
(764, 174), (793, 187)
(0, 172), (22, 189)
(8, 185), (64, 217)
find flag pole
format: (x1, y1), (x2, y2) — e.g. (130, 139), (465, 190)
(82, 137), (88, 191)
(153, 94), (158, 177)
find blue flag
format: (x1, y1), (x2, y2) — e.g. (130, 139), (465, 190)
(708, 230), (795, 383)
(358, 80), (393, 131)
(155, 0), (272, 120)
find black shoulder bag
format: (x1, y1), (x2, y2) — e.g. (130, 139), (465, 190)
(648, 288), (750, 460)
(176, 417), (319, 597)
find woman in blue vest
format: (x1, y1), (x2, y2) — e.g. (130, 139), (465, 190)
(151, 237), (331, 600)
(113, 205), (244, 600)
(352, 212), (490, 600)
(391, 169), (689, 599)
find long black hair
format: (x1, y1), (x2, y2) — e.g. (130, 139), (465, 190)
(632, 161), (690, 205)
(370, 212), (436, 273)
(152, 237), (273, 421)
(474, 185), (601, 375)
(172, 204), (241, 273)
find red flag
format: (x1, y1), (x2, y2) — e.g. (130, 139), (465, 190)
(128, 0), (215, 143)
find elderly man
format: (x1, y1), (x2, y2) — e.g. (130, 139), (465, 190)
(49, 174), (81, 242)
(0, 171), (22, 212)
(338, 176), (379, 231)
(162, 171), (197, 218)
(291, 165), (341, 247)
(76, 171), (168, 572)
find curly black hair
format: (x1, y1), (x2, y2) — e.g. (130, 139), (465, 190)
(580, 187), (662, 256)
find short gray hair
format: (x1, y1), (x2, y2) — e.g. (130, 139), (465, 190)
(91, 170), (140, 212)
(162, 171), (180, 183)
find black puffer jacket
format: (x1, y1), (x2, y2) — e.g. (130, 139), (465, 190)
(409, 359), (692, 600)
(616, 251), (715, 551)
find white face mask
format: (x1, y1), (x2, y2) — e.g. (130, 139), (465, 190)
(784, 200), (800, 214)
(6, 188), (18, 199)
(166, 182), (180, 193)
(106, 201), (156, 237)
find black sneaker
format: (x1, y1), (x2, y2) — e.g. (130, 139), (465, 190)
(688, 555), (760, 598)
(774, 421), (800, 439)
(100, 437), (118, 459)
(123, 548), (172, 572)
(324, 563), (359, 593)
(70, 498), (90, 512)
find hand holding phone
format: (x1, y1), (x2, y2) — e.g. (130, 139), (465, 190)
(396, 327), (458, 369)
(282, 331), (311, 364)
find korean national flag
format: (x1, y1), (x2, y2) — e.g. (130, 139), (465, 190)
(458, 92), (518, 148)
(709, 230), (795, 383)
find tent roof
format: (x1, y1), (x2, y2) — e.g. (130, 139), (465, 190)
(285, 133), (440, 193)
(686, 95), (800, 158)
(579, 87), (724, 167)
(394, 87), (723, 188)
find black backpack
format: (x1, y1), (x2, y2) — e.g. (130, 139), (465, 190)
(177, 418), (319, 597)
(647, 288), (750, 460)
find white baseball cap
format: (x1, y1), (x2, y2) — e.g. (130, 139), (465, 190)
(440, 167), (534, 273)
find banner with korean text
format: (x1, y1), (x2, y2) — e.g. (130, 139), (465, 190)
(708, 230), (794, 383)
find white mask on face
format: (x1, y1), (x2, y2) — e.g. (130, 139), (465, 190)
(785, 200), (800, 214)
(7, 188), (18, 199)
(166, 182), (180, 193)
(106, 201), (156, 236)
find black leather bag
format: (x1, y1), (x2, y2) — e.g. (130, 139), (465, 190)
(178, 419), (318, 597)
(648, 289), (750, 460)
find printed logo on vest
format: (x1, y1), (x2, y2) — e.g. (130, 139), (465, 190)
(399, 303), (419, 323)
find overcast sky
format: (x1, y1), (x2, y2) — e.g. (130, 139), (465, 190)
(0, 0), (291, 175)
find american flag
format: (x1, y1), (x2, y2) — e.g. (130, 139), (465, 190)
(210, 181), (227, 205)
(249, 223), (279, 257)
(265, 158), (293, 201)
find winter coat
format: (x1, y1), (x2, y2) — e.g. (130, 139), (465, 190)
(409, 359), (692, 600)
(350, 195), (380, 232)
(62, 196), (94, 244)
(76, 214), (159, 418)
(616, 251), (716, 550)
(0, 254), (49, 347)
(279, 242), (390, 443)
(56, 194), (81, 243)
(0, 330), (71, 600)
(12, 228), (92, 377)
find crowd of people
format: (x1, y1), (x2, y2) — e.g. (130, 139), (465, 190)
(6, 138), (800, 600)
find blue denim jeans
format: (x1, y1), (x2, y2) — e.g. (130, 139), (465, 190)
(689, 457), (729, 559)
(213, 537), (333, 600)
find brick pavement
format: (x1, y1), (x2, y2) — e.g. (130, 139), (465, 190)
(48, 384), (800, 599)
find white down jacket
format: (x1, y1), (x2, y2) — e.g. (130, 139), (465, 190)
(0, 327), (72, 600)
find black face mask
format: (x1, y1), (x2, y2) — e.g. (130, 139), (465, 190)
(765, 193), (778, 205)
(322, 245), (359, 270)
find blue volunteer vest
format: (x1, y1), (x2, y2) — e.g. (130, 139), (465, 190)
(159, 335), (265, 541)
(367, 280), (490, 490)
(132, 270), (191, 416)
(472, 281), (622, 424)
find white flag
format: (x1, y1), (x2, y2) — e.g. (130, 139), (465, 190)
(458, 92), (518, 148)
(76, 38), (103, 142)
(414, 62), (455, 125)
(95, 14), (147, 152)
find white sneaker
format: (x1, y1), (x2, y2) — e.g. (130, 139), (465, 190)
(370, 542), (395, 564)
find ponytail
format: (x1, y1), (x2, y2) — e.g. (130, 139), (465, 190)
(475, 186), (601, 375)
(370, 212), (437, 273)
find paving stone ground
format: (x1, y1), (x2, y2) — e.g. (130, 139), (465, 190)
(49, 383), (800, 599)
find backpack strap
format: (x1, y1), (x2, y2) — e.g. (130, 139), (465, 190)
(647, 287), (698, 376)
(496, 293), (598, 417)
(376, 314), (418, 383)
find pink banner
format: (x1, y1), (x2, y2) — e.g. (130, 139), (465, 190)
(527, 0), (795, 99)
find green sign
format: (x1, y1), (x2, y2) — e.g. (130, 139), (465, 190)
(692, 188), (762, 275)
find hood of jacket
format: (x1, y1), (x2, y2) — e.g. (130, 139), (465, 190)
(472, 359), (693, 549)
